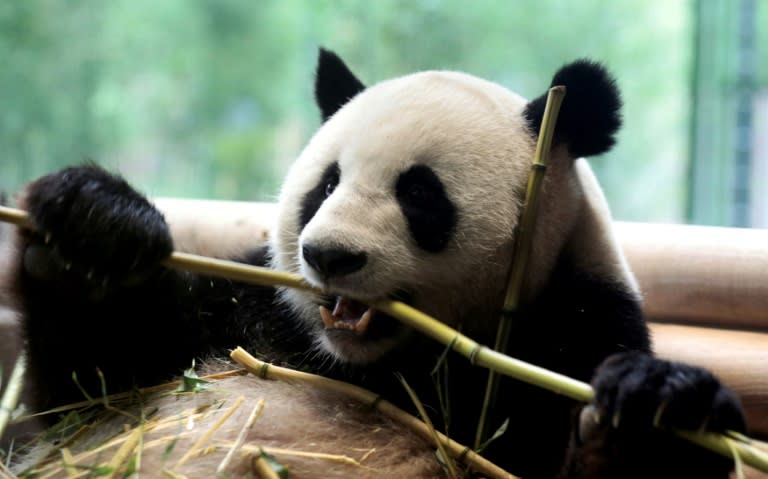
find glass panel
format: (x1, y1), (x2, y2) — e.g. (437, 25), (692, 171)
(0, 1), (692, 222)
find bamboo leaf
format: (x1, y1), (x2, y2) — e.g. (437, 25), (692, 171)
(122, 452), (138, 478)
(43, 411), (84, 441)
(175, 363), (209, 393)
(476, 418), (509, 453)
(259, 449), (289, 479)
(163, 437), (179, 461)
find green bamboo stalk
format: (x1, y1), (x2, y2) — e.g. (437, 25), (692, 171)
(0, 205), (310, 291)
(371, 300), (768, 471)
(476, 85), (566, 449)
(1, 206), (767, 473)
(0, 205), (28, 228)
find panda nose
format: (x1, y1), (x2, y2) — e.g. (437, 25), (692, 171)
(302, 244), (368, 278)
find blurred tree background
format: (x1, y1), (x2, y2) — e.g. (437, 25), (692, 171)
(0, 0), (765, 224)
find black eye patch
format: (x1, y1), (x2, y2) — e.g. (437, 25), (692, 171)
(299, 162), (340, 231)
(396, 165), (456, 252)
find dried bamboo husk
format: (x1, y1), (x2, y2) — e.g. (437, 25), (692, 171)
(5, 366), (462, 479)
(230, 347), (515, 479)
(0, 352), (26, 441)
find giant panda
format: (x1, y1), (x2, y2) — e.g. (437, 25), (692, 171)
(6, 49), (746, 478)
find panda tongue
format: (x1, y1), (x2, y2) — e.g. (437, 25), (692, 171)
(319, 297), (374, 333)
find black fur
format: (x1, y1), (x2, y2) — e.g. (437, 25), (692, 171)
(561, 352), (745, 479)
(592, 352), (745, 433)
(524, 60), (622, 158)
(10, 52), (746, 479)
(16, 197), (309, 410)
(14, 167), (309, 408)
(314, 48), (366, 121)
(298, 161), (339, 230)
(395, 165), (456, 252)
(23, 165), (173, 286)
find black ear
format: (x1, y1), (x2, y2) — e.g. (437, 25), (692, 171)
(524, 60), (622, 158)
(314, 48), (366, 122)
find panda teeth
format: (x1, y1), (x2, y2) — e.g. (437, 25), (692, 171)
(317, 304), (374, 334)
(356, 309), (374, 333)
(319, 305), (337, 329)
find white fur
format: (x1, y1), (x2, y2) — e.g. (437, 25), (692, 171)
(270, 69), (637, 363)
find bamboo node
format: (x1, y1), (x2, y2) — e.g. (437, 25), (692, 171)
(258, 361), (270, 379)
(457, 446), (472, 462)
(468, 345), (484, 366)
(368, 395), (384, 410)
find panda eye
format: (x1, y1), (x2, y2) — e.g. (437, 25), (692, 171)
(396, 166), (444, 209)
(395, 165), (456, 253)
(323, 166), (340, 198)
(405, 183), (432, 204)
(324, 179), (337, 197)
(300, 162), (340, 230)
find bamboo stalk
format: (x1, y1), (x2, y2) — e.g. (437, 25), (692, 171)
(0, 352), (27, 442)
(398, 375), (459, 479)
(0, 205), (310, 292)
(216, 399), (265, 474)
(230, 347), (517, 479)
(0, 206), (27, 228)
(476, 85), (566, 448)
(251, 454), (280, 479)
(165, 252), (309, 291)
(373, 302), (594, 401)
(0, 459), (17, 479)
(234, 444), (362, 467)
(173, 395), (245, 469)
(59, 448), (79, 478)
(161, 469), (187, 479)
(18, 369), (247, 421)
(2, 206), (767, 473)
(102, 426), (143, 479)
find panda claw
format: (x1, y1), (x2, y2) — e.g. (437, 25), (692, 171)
(611, 412), (621, 429)
(652, 400), (669, 428)
(591, 407), (602, 425)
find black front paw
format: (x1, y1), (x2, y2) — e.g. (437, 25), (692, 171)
(20, 165), (173, 291)
(590, 352), (745, 435)
(567, 352), (747, 478)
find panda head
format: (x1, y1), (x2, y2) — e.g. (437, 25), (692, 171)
(270, 49), (628, 365)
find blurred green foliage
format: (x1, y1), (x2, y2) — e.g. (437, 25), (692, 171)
(0, 0), (692, 221)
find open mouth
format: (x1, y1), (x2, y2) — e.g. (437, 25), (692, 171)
(319, 297), (375, 334)
(317, 291), (412, 337)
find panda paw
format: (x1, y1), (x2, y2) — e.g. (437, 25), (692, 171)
(571, 352), (746, 478)
(20, 165), (173, 292)
(588, 352), (745, 435)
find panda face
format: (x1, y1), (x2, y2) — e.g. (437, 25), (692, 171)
(271, 64), (537, 364)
